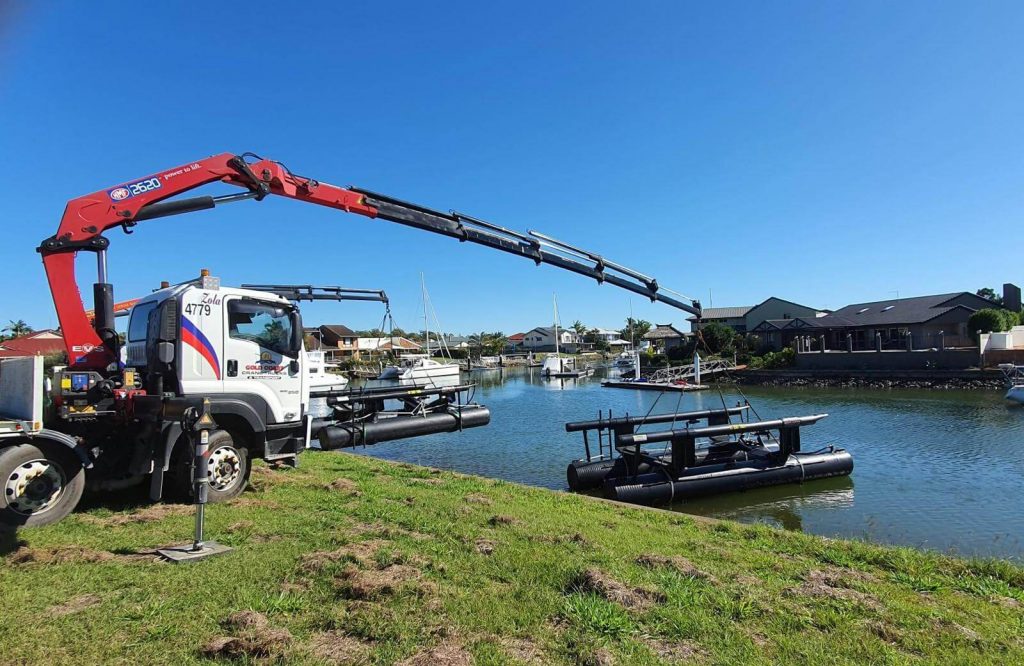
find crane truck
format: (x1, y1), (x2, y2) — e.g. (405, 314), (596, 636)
(0, 151), (702, 527)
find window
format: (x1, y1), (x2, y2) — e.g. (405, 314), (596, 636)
(857, 308), (870, 314)
(128, 301), (158, 342)
(881, 305), (895, 312)
(228, 300), (295, 356)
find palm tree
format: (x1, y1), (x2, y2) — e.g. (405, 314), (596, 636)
(485, 332), (508, 356)
(3, 319), (32, 339)
(467, 331), (489, 359)
(571, 320), (587, 337)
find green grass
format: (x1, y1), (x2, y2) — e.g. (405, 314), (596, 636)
(1, 452), (1022, 664)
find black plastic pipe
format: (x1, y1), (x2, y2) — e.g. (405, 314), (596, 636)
(317, 406), (490, 449)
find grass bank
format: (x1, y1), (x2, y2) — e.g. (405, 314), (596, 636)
(1, 452), (1022, 664)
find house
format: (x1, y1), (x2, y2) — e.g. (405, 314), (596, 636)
(754, 291), (1003, 352)
(357, 337), (422, 355)
(440, 334), (471, 350)
(591, 328), (632, 349)
(521, 326), (581, 353)
(308, 324), (359, 355)
(0, 330), (66, 358)
(643, 324), (689, 353)
(506, 332), (526, 350)
(688, 306), (753, 333)
(688, 297), (825, 334)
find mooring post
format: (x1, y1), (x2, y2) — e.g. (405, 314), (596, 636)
(819, 335), (826, 353)
(938, 331), (945, 351)
(875, 332), (882, 352)
(846, 333), (853, 353)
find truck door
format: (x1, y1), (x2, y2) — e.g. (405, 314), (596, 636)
(222, 297), (303, 424)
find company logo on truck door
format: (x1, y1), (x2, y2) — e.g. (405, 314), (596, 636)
(181, 317), (221, 379)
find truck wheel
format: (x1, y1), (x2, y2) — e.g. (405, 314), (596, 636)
(169, 430), (251, 503)
(0, 442), (85, 527)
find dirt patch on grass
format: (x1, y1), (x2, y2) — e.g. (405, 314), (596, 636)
(992, 595), (1021, 608)
(354, 522), (433, 541)
(503, 637), (543, 663)
(409, 477), (445, 486)
(47, 593), (101, 617)
(298, 539), (388, 574)
(397, 638), (472, 666)
(464, 494), (493, 506)
(488, 515), (520, 527)
(308, 630), (372, 664)
(475, 538), (496, 555)
(645, 637), (706, 663)
(8, 545), (117, 565)
(83, 503), (192, 526)
(336, 564), (422, 599)
(324, 478), (362, 496)
(202, 610), (293, 659)
(590, 647), (616, 665)
(787, 569), (881, 610)
(636, 554), (715, 581)
(571, 568), (666, 611)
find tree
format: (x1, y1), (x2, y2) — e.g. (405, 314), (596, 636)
(3, 319), (32, 339)
(976, 287), (1002, 305)
(698, 322), (734, 355)
(620, 318), (651, 342)
(967, 308), (1013, 341)
(571, 320), (587, 337)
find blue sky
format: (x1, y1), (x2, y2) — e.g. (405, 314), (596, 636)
(1, 2), (1022, 336)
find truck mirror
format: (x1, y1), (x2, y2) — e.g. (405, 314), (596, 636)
(289, 311), (303, 357)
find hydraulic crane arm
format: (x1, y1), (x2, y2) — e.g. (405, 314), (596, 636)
(38, 152), (701, 370)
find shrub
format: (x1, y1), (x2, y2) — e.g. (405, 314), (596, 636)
(968, 308), (1016, 341)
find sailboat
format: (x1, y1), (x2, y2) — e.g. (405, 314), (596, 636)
(542, 295), (592, 379)
(379, 274), (461, 381)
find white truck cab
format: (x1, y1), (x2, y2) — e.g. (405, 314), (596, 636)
(126, 274), (307, 428)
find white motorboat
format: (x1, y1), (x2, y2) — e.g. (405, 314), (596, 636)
(1000, 364), (1024, 405)
(391, 354), (461, 381)
(307, 350), (348, 391)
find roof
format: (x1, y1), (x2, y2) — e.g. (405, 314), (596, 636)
(0, 330), (65, 358)
(817, 292), (992, 327)
(318, 324), (356, 338)
(525, 326), (577, 337)
(688, 306), (752, 322)
(508, 333), (525, 341)
(644, 324), (686, 339)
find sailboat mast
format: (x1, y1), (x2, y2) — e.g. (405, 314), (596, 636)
(421, 272), (429, 356)
(553, 294), (561, 357)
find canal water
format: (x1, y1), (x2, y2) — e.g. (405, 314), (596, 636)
(355, 367), (1024, 560)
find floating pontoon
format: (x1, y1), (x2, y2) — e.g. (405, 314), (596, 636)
(565, 406), (852, 505)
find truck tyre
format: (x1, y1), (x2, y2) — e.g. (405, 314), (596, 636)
(169, 430), (251, 503)
(0, 442), (85, 527)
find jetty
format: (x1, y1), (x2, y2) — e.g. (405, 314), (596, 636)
(601, 357), (740, 391)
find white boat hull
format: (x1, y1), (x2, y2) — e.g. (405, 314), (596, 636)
(399, 363), (461, 381)
(1007, 385), (1024, 405)
(377, 366), (401, 380)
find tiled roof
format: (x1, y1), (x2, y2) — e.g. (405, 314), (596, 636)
(0, 330), (65, 358)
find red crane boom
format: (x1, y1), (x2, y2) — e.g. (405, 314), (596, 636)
(39, 152), (701, 370)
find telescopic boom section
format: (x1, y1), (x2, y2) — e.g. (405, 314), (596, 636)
(38, 152), (701, 369)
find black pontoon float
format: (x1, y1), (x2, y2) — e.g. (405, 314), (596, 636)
(565, 406), (852, 505)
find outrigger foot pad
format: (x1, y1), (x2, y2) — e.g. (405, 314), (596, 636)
(158, 541), (232, 563)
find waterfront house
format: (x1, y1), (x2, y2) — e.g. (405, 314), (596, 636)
(506, 332), (526, 351)
(591, 327), (632, 349)
(756, 291), (1004, 352)
(521, 326), (581, 353)
(643, 324), (689, 353)
(688, 297), (825, 334)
